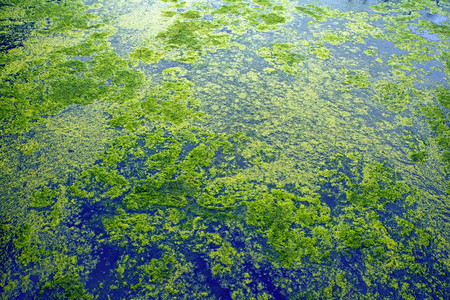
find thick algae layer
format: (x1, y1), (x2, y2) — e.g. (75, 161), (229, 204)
(0, 0), (449, 299)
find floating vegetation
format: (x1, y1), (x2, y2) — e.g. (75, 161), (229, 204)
(1, 0), (449, 299)
(130, 47), (165, 64)
(259, 12), (286, 25)
(257, 43), (304, 74)
(375, 81), (412, 113)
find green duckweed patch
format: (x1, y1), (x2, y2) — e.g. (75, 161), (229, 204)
(375, 81), (412, 113)
(436, 85), (450, 109)
(344, 70), (371, 89)
(180, 10), (203, 19)
(130, 47), (165, 64)
(410, 150), (428, 163)
(257, 43), (304, 74)
(259, 12), (286, 25)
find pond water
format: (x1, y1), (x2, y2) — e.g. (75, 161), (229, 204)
(0, 0), (449, 299)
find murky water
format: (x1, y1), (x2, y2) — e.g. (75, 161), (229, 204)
(1, 0), (449, 299)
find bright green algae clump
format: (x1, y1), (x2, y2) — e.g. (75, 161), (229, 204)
(0, 0), (449, 299)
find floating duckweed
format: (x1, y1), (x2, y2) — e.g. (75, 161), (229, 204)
(435, 86), (450, 109)
(295, 4), (343, 22)
(436, 135), (450, 149)
(31, 186), (57, 208)
(312, 46), (330, 60)
(321, 30), (349, 45)
(213, 3), (248, 15)
(258, 43), (304, 74)
(409, 150), (427, 163)
(260, 13), (286, 25)
(180, 10), (203, 19)
(161, 10), (177, 18)
(252, 0), (271, 8)
(19, 139), (39, 155)
(344, 70), (371, 89)
(130, 47), (164, 64)
(375, 81), (411, 113)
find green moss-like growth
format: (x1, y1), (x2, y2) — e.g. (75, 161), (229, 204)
(258, 43), (304, 74)
(338, 224), (362, 249)
(161, 10), (177, 18)
(419, 105), (445, 119)
(435, 86), (450, 109)
(436, 135), (450, 149)
(49, 75), (100, 105)
(273, 44), (304, 65)
(39, 274), (91, 300)
(2, 0), (450, 298)
(260, 13), (286, 25)
(296, 5), (332, 22)
(141, 74), (201, 124)
(417, 19), (450, 39)
(123, 192), (188, 210)
(344, 70), (371, 89)
(313, 46), (330, 60)
(0, 34), (144, 132)
(31, 186), (58, 208)
(156, 20), (205, 50)
(322, 31), (349, 45)
(375, 81), (411, 113)
(409, 150), (427, 163)
(180, 10), (203, 19)
(253, 0), (271, 7)
(130, 47), (164, 64)
(19, 139), (40, 155)
(213, 3), (248, 15)
(441, 150), (450, 167)
(245, 189), (331, 266)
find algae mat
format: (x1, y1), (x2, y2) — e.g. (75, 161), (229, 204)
(0, 0), (449, 299)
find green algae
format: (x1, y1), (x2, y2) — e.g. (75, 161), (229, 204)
(257, 43), (304, 74)
(0, 33), (143, 132)
(344, 70), (371, 89)
(1, 0), (450, 299)
(252, 0), (271, 8)
(259, 12), (286, 25)
(435, 86), (450, 109)
(312, 45), (330, 60)
(296, 5), (329, 22)
(156, 21), (200, 49)
(31, 186), (59, 208)
(130, 47), (164, 64)
(375, 81), (411, 113)
(161, 10), (177, 18)
(321, 30), (350, 45)
(180, 10), (203, 19)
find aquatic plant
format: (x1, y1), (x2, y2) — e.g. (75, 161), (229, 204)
(0, 0), (449, 299)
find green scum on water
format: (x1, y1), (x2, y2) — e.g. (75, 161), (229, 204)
(0, 0), (449, 299)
